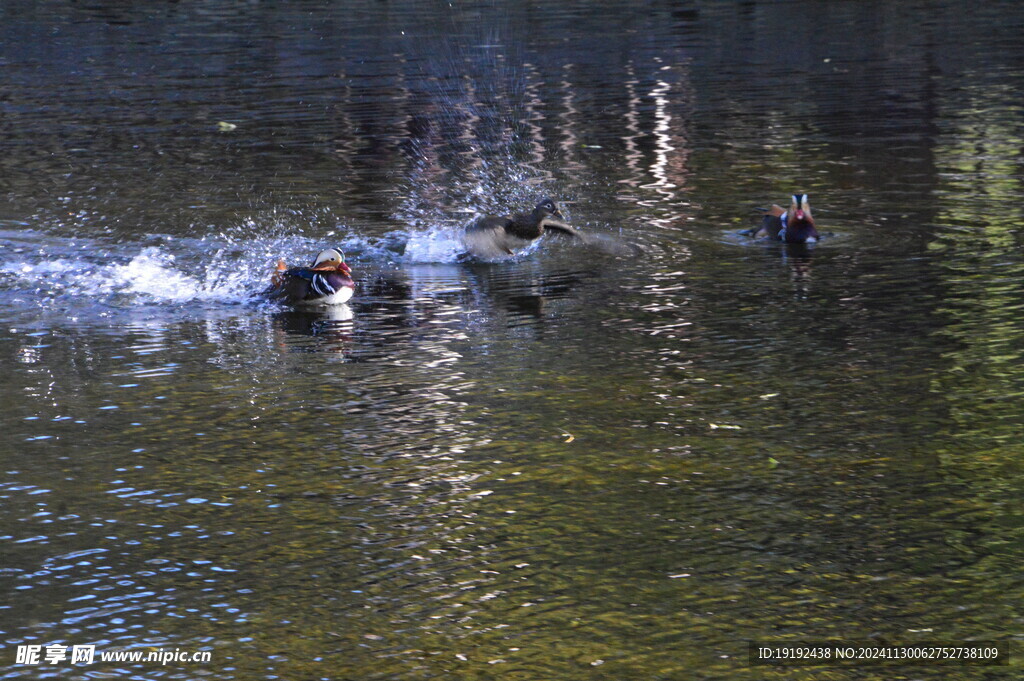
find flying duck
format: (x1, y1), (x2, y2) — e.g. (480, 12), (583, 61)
(264, 248), (355, 306)
(462, 198), (583, 259)
(754, 194), (819, 244)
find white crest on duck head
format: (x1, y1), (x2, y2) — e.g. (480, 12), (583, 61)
(790, 194), (812, 219)
(312, 248), (346, 267)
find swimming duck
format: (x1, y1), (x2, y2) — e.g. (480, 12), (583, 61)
(462, 198), (583, 259)
(754, 194), (819, 244)
(264, 248), (355, 306)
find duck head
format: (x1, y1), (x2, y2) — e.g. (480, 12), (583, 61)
(784, 194), (819, 243)
(312, 248), (352, 275)
(532, 198), (564, 221)
(789, 194), (813, 224)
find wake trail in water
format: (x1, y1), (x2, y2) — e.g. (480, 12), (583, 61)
(0, 228), (395, 308)
(0, 220), (481, 312)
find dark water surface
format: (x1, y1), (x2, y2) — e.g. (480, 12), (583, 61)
(2, 1), (1024, 679)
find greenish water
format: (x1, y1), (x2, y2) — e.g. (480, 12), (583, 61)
(2, 1), (1023, 679)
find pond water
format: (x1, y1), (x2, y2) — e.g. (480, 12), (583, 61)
(2, 1), (1023, 679)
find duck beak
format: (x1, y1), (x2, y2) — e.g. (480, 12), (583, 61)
(794, 209), (805, 220)
(553, 208), (564, 220)
(339, 262), (352, 276)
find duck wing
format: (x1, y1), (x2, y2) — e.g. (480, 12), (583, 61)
(466, 215), (513, 234)
(539, 216), (582, 239)
(286, 267), (351, 298)
(263, 271), (310, 303)
(462, 215), (521, 258)
(754, 204), (786, 217)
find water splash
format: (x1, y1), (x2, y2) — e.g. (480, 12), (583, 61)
(115, 249), (251, 303)
(0, 226), (342, 308)
(402, 224), (467, 263)
(0, 219), (485, 315)
(2, 246), (254, 305)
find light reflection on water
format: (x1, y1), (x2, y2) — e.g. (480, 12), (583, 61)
(2, 1), (1024, 679)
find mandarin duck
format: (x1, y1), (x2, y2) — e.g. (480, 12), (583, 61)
(462, 198), (582, 259)
(265, 248), (355, 306)
(754, 194), (819, 244)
